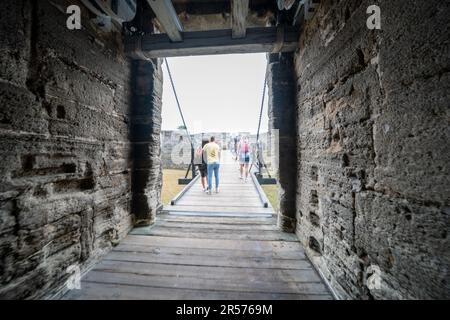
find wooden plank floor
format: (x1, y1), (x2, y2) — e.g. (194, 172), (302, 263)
(63, 151), (333, 300)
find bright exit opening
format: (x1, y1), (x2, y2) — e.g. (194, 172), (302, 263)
(160, 53), (277, 210)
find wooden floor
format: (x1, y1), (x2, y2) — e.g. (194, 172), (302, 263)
(63, 152), (332, 300)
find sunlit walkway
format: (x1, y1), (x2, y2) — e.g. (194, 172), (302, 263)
(167, 150), (275, 216)
(63, 151), (333, 300)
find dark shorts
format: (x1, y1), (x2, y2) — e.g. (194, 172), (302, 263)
(198, 164), (207, 178)
(239, 153), (250, 164)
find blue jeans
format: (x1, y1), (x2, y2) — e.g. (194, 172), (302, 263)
(207, 162), (220, 190)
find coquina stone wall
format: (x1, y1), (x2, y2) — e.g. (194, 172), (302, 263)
(0, 0), (162, 299)
(1, 0), (448, 301)
(294, 0), (449, 299)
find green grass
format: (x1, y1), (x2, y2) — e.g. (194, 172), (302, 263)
(261, 184), (279, 213)
(162, 169), (187, 205)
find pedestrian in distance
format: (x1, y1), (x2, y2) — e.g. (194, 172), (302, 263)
(203, 136), (221, 195)
(195, 138), (209, 192)
(238, 136), (251, 183)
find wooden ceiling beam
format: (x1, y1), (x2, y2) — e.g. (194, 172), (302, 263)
(125, 26), (299, 59)
(146, 0), (184, 42)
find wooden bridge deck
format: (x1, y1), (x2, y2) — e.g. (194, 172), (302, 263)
(63, 152), (333, 300)
(167, 151), (275, 216)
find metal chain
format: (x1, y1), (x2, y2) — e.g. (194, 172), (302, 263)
(164, 58), (194, 149)
(257, 63), (269, 143)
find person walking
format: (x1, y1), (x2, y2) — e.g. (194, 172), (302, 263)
(203, 136), (221, 195)
(196, 138), (209, 192)
(238, 136), (251, 182)
(233, 135), (240, 160)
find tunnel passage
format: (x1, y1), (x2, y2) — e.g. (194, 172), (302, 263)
(1, 0), (449, 300)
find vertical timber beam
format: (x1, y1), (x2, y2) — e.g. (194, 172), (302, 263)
(130, 58), (163, 227)
(129, 7), (163, 226)
(268, 52), (298, 233)
(231, 0), (249, 39)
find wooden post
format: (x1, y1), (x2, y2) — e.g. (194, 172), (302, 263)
(268, 52), (298, 233)
(231, 0), (249, 39)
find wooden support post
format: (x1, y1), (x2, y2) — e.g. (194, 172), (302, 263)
(304, 0), (320, 20)
(268, 53), (298, 233)
(130, 59), (163, 227)
(231, 0), (249, 39)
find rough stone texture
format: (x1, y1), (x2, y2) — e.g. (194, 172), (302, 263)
(0, 0), (161, 299)
(1, 0), (448, 301)
(294, 0), (449, 299)
(268, 53), (298, 232)
(130, 58), (163, 226)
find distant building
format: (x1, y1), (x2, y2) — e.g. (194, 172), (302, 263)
(161, 130), (234, 169)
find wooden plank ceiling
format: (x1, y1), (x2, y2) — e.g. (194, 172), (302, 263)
(125, 0), (320, 59)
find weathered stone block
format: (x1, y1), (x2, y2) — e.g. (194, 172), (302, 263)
(355, 191), (449, 299)
(295, 0), (449, 299)
(0, 0), (138, 299)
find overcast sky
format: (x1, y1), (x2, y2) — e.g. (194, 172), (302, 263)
(161, 53), (269, 135)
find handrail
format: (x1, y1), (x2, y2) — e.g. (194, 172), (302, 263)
(170, 174), (200, 206)
(250, 171), (270, 208)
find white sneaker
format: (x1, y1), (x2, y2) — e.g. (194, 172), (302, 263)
(216, 188), (220, 194)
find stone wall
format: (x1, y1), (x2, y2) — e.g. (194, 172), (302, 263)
(0, 0), (161, 299)
(131, 58), (163, 226)
(268, 53), (298, 233)
(294, 0), (449, 299)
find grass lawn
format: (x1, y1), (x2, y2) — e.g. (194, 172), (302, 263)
(262, 184), (279, 213)
(162, 169), (187, 205)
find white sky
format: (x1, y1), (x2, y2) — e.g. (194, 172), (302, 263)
(161, 53), (269, 135)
